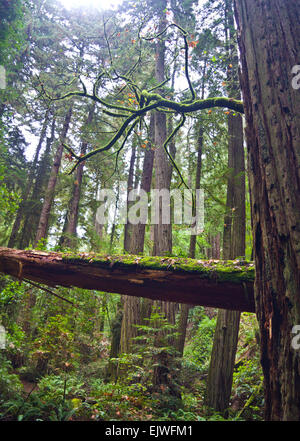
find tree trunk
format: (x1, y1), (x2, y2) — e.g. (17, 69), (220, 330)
(130, 113), (155, 254)
(150, 2), (179, 395)
(20, 115), (56, 249)
(205, 0), (245, 413)
(177, 121), (204, 357)
(60, 104), (95, 249)
(234, 0), (300, 420)
(123, 138), (137, 253)
(120, 115), (155, 356)
(8, 108), (50, 248)
(109, 181), (120, 253)
(35, 106), (73, 246)
(105, 301), (123, 382)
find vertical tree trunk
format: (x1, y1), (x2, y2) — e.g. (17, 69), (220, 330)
(35, 106), (73, 246)
(20, 115), (56, 249)
(8, 108), (50, 248)
(105, 301), (123, 382)
(120, 114), (155, 356)
(130, 113), (155, 254)
(234, 0), (300, 420)
(205, 0), (245, 413)
(59, 104), (95, 249)
(94, 188), (104, 248)
(123, 139), (137, 253)
(120, 135), (139, 355)
(109, 180), (120, 253)
(177, 121), (204, 357)
(152, 1), (172, 257)
(151, 3), (179, 396)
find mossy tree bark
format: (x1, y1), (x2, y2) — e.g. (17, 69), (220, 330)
(0, 247), (255, 311)
(234, 0), (300, 420)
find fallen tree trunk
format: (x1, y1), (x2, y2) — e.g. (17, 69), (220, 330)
(0, 248), (255, 312)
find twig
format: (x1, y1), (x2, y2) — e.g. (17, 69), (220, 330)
(24, 279), (79, 309)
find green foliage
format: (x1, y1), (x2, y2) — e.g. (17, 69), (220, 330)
(184, 314), (217, 373)
(0, 354), (23, 402)
(37, 374), (85, 404)
(233, 359), (262, 397)
(30, 315), (77, 375)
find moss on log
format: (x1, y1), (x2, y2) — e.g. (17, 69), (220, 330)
(0, 248), (255, 312)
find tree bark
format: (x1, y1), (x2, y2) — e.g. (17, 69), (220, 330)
(123, 138), (137, 253)
(130, 113), (155, 254)
(234, 0), (300, 421)
(35, 106), (73, 246)
(60, 103), (95, 249)
(177, 121), (204, 357)
(205, 0), (246, 413)
(8, 108), (50, 248)
(105, 301), (123, 382)
(120, 115), (155, 355)
(20, 115), (56, 249)
(151, 3), (179, 395)
(0, 247), (255, 312)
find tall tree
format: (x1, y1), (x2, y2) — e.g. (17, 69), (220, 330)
(59, 103), (96, 249)
(20, 114), (56, 248)
(204, 0), (245, 413)
(120, 114), (155, 355)
(35, 105), (73, 246)
(149, 1), (180, 397)
(234, 0), (300, 420)
(7, 108), (50, 248)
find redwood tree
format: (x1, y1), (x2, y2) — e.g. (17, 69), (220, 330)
(205, 0), (246, 413)
(234, 0), (300, 421)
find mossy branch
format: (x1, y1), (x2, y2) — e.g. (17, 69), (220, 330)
(39, 20), (244, 175)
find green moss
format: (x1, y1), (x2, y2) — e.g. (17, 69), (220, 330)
(60, 252), (254, 284)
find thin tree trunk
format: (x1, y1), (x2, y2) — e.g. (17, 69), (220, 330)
(60, 104), (95, 249)
(35, 106), (73, 247)
(8, 108), (50, 248)
(20, 115), (56, 248)
(130, 113), (155, 254)
(105, 301), (123, 382)
(109, 181), (120, 253)
(123, 139), (137, 253)
(177, 121), (204, 357)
